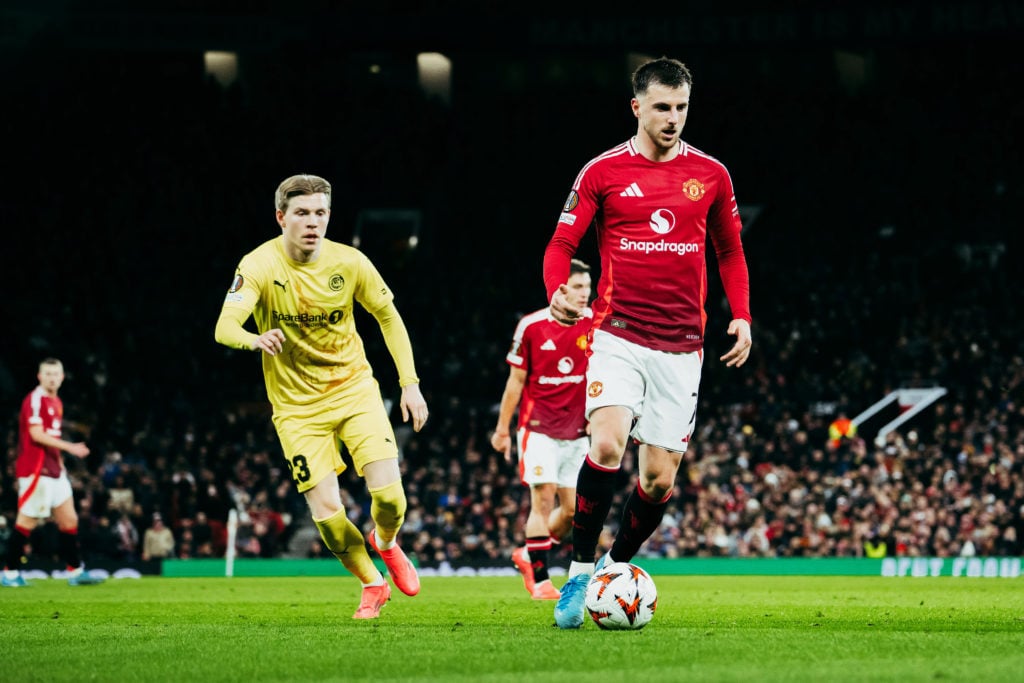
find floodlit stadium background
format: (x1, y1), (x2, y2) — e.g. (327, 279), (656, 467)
(1, 1), (1022, 577)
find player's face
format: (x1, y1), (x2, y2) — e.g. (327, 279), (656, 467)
(565, 272), (591, 308)
(633, 82), (690, 153)
(37, 363), (65, 395)
(277, 193), (330, 260)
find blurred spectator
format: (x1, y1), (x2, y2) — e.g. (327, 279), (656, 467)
(0, 515), (8, 559)
(114, 512), (140, 561)
(107, 475), (135, 515)
(235, 518), (262, 558)
(142, 513), (175, 561)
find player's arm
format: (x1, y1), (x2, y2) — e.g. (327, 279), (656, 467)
(215, 306), (285, 356)
(707, 169), (752, 367)
(371, 301), (429, 432)
(491, 366), (526, 462)
(28, 423), (89, 458)
(544, 179), (598, 324)
(214, 265), (286, 356)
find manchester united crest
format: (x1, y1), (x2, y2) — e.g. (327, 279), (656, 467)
(682, 178), (706, 201)
(587, 381), (604, 398)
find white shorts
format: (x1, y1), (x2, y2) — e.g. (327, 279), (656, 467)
(585, 329), (702, 453)
(517, 429), (588, 488)
(18, 472), (74, 518)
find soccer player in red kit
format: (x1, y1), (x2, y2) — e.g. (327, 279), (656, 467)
(3, 358), (104, 587)
(545, 57), (752, 628)
(491, 259), (592, 600)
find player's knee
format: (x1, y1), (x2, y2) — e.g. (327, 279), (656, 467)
(589, 430), (627, 463)
(639, 477), (673, 501)
(531, 483), (557, 509)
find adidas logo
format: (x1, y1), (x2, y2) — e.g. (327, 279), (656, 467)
(619, 182), (644, 197)
(540, 339), (557, 351)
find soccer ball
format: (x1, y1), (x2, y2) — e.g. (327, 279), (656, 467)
(585, 561), (657, 630)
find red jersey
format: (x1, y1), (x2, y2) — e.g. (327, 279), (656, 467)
(506, 307), (591, 440)
(17, 386), (65, 478)
(544, 138), (750, 352)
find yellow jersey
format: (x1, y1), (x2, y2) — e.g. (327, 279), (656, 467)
(220, 237), (395, 409)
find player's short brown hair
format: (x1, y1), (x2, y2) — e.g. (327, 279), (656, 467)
(632, 57), (694, 96)
(275, 174), (332, 212)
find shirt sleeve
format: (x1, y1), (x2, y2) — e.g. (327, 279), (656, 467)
(371, 301), (420, 387)
(214, 260), (262, 350)
(214, 306), (258, 351)
(543, 169), (600, 300)
(707, 167), (751, 323)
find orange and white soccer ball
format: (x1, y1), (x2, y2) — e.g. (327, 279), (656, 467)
(585, 562), (658, 630)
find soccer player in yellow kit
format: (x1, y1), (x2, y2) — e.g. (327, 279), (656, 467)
(215, 174), (429, 619)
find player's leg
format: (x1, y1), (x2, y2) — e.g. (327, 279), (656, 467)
(609, 348), (700, 563)
(549, 433), (587, 545)
(555, 331), (642, 628)
(342, 383), (420, 597)
(3, 511), (39, 587)
(555, 407), (633, 627)
(550, 433), (588, 545)
(51, 473), (102, 585)
(305, 475), (391, 617)
(3, 475), (46, 587)
(514, 430), (563, 598)
(547, 502), (572, 543)
(52, 485), (104, 586)
(567, 405), (632, 567)
(608, 446), (681, 563)
(276, 407), (387, 618)
(524, 482), (559, 599)
(362, 459), (420, 597)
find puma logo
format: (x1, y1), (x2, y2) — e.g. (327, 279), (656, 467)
(274, 280), (288, 291)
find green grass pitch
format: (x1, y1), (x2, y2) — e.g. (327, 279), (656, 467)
(2, 574), (1023, 682)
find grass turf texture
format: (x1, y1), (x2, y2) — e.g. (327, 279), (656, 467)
(2, 575), (1023, 682)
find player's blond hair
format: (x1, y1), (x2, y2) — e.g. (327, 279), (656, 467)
(275, 174), (332, 212)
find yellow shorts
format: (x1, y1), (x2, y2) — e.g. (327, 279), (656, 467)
(272, 378), (398, 493)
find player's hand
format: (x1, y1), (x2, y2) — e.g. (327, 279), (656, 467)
(400, 383), (429, 432)
(67, 442), (90, 458)
(491, 430), (513, 462)
(550, 284), (582, 325)
(253, 328), (287, 356)
(719, 318), (752, 368)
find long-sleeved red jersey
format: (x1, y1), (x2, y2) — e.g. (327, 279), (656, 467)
(544, 138), (750, 353)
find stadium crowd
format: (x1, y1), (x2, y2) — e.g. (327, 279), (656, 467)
(2, 40), (1021, 571)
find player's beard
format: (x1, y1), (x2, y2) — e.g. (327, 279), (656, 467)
(643, 121), (680, 152)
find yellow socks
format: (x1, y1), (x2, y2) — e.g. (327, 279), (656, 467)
(314, 508), (379, 585)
